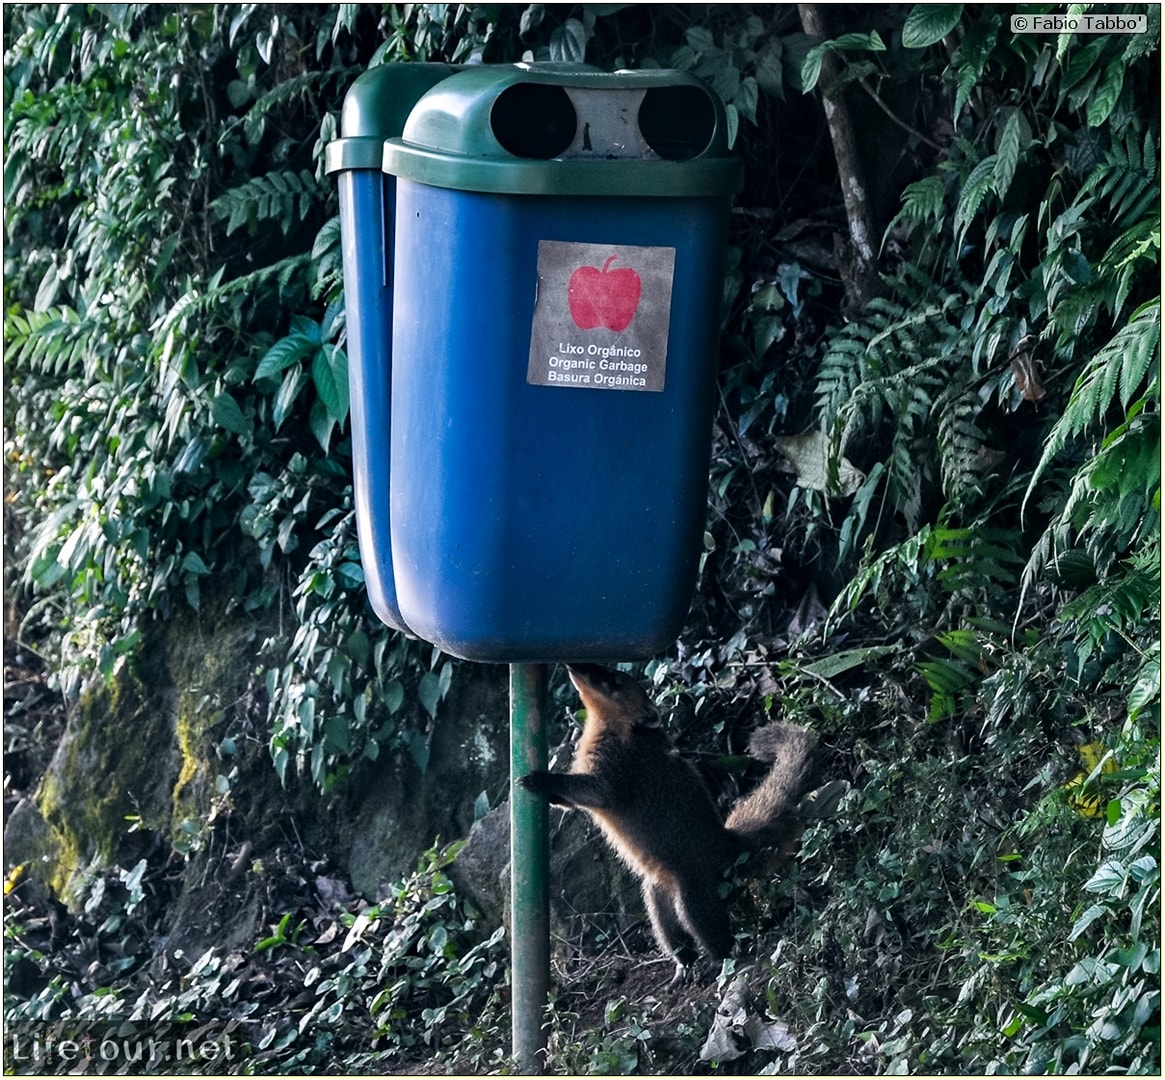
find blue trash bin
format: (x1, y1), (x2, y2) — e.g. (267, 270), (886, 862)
(380, 65), (743, 662)
(325, 62), (455, 632)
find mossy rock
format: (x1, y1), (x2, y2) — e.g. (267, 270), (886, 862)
(25, 663), (178, 903)
(3, 589), (519, 944)
(6, 600), (268, 907)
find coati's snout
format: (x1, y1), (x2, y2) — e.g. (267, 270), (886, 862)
(565, 663), (624, 695)
(566, 664), (660, 729)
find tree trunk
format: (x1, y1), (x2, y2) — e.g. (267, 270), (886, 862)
(798, 3), (881, 311)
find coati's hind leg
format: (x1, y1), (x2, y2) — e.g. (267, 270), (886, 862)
(643, 880), (697, 981)
(643, 877), (731, 985)
(673, 878), (732, 964)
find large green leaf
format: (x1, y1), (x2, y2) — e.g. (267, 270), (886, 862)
(901, 4), (963, 49)
(801, 31), (885, 92)
(211, 391), (250, 436)
(255, 332), (317, 381)
(312, 344), (349, 425)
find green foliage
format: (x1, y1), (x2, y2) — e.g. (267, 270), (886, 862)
(1023, 298), (1160, 585)
(900, 4), (963, 50)
(815, 268), (987, 531)
(545, 995), (673, 1074)
(722, 617), (1159, 1075)
(261, 503), (454, 789)
(2, 4), (452, 790)
(4, 839), (508, 1073)
(6, 1), (810, 801)
(669, 15), (803, 144)
(209, 168), (323, 238)
(784, 5), (1161, 1072)
(692, 4), (1157, 1074)
(285, 841), (507, 1068)
(801, 30), (886, 94)
(814, 4), (1159, 571)
(252, 303), (350, 452)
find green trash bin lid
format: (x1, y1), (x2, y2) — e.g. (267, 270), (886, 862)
(325, 62), (458, 174)
(381, 63), (744, 197)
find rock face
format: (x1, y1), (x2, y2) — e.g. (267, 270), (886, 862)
(3, 602), (641, 958)
(345, 665), (511, 898)
(6, 648), (184, 903)
(1, 605), (508, 905)
(448, 795), (643, 954)
(3, 798), (54, 883)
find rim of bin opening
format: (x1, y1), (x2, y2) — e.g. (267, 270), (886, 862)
(382, 148), (743, 196)
(327, 63), (744, 197)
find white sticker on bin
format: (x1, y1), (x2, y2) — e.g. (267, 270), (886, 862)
(527, 239), (675, 392)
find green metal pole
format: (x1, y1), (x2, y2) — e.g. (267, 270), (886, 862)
(510, 662), (550, 1074)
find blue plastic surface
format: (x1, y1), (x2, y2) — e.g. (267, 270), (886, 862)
(388, 182), (730, 661)
(336, 170), (411, 632)
(329, 63), (456, 635)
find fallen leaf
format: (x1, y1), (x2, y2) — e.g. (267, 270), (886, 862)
(699, 970), (797, 1061)
(774, 430), (864, 496)
(1009, 343), (1045, 401)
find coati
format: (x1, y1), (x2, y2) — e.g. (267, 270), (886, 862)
(519, 663), (817, 978)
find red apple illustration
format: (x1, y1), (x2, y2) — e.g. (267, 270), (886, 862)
(568, 255), (642, 332)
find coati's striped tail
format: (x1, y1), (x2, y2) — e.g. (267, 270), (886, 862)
(724, 722), (817, 850)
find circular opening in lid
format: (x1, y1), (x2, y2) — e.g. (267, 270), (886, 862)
(638, 86), (717, 161)
(491, 84), (577, 159)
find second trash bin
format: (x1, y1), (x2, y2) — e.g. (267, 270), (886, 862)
(326, 62), (456, 632)
(382, 63), (743, 662)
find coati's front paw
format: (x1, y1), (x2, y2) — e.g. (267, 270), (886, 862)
(518, 771), (571, 806)
(518, 770), (552, 794)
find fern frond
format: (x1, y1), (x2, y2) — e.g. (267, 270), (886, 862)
(249, 70), (336, 115)
(1024, 298), (1161, 515)
(1121, 7), (1161, 65)
(955, 154), (999, 246)
(1142, 126), (1159, 185)
(241, 70), (340, 144)
(1017, 518), (1068, 613)
(7, 305), (88, 376)
(1062, 410), (1160, 571)
(937, 389), (988, 504)
(1098, 214), (1161, 316)
(1101, 215), (1161, 275)
(884, 437), (925, 531)
(815, 262), (977, 529)
(884, 174), (946, 247)
(917, 654), (979, 721)
(1058, 544), (1161, 650)
(926, 525), (1026, 595)
(826, 525), (934, 632)
(1082, 128), (1161, 227)
(156, 254), (314, 339)
(815, 336), (868, 420)
(867, 298), (955, 355)
(209, 169), (323, 236)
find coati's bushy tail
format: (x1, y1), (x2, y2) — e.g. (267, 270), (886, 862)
(724, 722), (817, 851)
